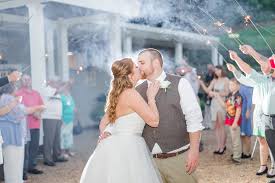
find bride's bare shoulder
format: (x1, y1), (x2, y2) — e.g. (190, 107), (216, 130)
(120, 88), (140, 99)
(121, 88), (138, 95)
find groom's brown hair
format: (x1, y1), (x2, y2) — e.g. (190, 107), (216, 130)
(138, 48), (163, 67)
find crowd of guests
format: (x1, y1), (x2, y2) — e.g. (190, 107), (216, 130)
(0, 44), (274, 182)
(0, 72), (76, 183)
(185, 44), (275, 183)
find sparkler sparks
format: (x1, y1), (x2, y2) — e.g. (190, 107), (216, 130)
(214, 21), (225, 27)
(232, 0), (274, 54)
(226, 27), (233, 34)
(244, 15), (251, 26)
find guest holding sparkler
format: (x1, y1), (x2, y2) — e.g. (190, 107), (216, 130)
(0, 83), (45, 183)
(16, 75), (45, 177)
(227, 63), (271, 176)
(230, 51), (274, 177)
(0, 71), (22, 87)
(232, 45), (275, 179)
(199, 66), (229, 154)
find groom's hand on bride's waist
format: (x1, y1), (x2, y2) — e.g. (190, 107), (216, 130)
(97, 132), (112, 144)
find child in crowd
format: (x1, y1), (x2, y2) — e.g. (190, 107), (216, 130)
(215, 78), (242, 164)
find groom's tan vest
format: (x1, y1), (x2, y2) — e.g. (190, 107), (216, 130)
(136, 73), (189, 153)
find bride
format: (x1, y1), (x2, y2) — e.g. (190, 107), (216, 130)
(80, 58), (163, 183)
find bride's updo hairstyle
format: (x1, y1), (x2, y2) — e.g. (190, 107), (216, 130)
(105, 58), (134, 123)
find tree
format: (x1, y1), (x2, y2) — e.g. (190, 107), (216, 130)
(241, 0), (275, 11)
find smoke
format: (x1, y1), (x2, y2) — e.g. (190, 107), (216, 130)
(68, 24), (110, 69)
(0, 0), (273, 127)
(47, 0), (272, 76)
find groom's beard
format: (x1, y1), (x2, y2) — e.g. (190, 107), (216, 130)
(140, 71), (147, 80)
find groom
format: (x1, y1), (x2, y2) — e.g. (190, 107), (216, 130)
(136, 48), (203, 183)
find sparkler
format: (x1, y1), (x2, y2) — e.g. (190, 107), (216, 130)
(232, 0), (274, 55)
(244, 15), (251, 26)
(197, 6), (244, 46)
(255, 23), (275, 36)
(187, 17), (229, 52)
(187, 17), (230, 64)
(228, 33), (244, 45)
(246, 15), (274, 54)
(21, 65), (31, 73)
(214, 21), (225, 28)
(226, 27), (232, 34)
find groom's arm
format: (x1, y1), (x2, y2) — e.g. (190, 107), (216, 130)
(178, 78), (204, 134)
(98, 113), (112, 143)
(178, 78), (203, 174)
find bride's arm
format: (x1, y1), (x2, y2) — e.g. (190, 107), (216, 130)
(199, 79), (215, 95)
(99, 113), (110, 134)
(126, 88), (159, 127)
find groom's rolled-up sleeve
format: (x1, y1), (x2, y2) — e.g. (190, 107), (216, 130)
(178, 78), (204, 133)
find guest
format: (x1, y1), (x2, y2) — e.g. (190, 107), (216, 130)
(259, 64), (275, 182)
(239, 45), (275, 181)
(41, 79), (67, 166)
(199, 65), (229, 154)
(215, 78), (242, 164)
(239, 84), (253, 159)
(15, 75), (45, 175)
(228, 51), (272, 176)
(60, 82), (76, 158)
(175, 60), (200, 95)
(0, 71), (21, 87)
(202, 64), (215, 129)
(205, 64), (215, 83)
(0, 83), (44, 183)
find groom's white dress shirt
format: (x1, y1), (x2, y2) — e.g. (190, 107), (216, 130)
(148, 71), (203, 154)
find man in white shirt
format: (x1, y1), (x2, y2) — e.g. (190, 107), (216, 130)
(41, 79), (67, 166)
(136, 48), (203, 183)
(100, 48), (203, 183)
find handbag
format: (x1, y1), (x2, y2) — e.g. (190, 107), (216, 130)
(73, 120), (83, 135)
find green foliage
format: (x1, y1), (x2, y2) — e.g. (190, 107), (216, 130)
(241, 0), (275, 11)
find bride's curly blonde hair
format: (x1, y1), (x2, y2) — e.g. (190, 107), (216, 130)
(105, 58), (134, 123)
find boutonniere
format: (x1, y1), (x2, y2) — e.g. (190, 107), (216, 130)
(159, 80), (171, 92)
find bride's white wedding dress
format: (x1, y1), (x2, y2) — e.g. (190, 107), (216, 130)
(80, 112), (162, 183)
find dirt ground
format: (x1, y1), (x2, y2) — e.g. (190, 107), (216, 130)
(21, 128), (271, 183)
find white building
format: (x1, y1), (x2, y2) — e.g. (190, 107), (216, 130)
(0, 0), (222, 125)
(0, 0), (219, 91)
